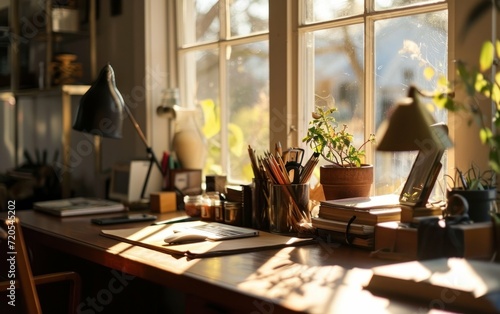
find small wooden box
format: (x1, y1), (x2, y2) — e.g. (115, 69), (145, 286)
(375, 221), (494, 260)
(150, 192), (177, 213)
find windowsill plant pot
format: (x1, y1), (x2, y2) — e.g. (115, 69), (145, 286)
(447, 188), (497, 223)
(303, 96), (376, 201)
(444, 165), (497, 223)
(320, 164), (374, 200)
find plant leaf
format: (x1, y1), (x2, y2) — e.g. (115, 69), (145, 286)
(479, 127), (493, 144)
(423, 66), (435, 80)
(479, 41), (494, 72)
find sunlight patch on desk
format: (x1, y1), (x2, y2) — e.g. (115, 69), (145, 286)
(430, 259), (489, 298)
(106, 241), (134, 254)
(238, 255), (391, 313)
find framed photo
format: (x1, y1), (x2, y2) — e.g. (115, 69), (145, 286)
(399, 124), (447, 207)
(168, 169), (202, 196)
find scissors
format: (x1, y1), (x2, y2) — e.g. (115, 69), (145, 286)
(284, 148), (304, 184)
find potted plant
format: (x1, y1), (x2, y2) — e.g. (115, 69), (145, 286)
(302, 101), (376, 200)
(428, 2), (499, 222)
(446, 164), (497, 222)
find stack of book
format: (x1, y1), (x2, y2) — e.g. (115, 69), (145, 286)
(312, 194), (402, 248)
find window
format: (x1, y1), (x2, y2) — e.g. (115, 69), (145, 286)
(175, 0), (448, 195)
(177, 0), (269, 183)
(299, 0), (448, 196)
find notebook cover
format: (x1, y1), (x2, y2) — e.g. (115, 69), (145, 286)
(34, 197), (125, 217)
(100, 221), (316, 259)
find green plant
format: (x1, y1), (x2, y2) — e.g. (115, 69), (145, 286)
(302, 100), (375, 167)
(446, 163), (496, 191)
(431, 39), (500, 173)
(430, 1), (500, 173)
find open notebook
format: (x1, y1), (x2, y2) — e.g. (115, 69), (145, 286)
(100, 221), (316, 259)
(169, 222), (259, 241)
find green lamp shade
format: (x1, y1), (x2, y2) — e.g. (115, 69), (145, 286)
(73, 64), (124, 139)
(376, 87), (452, 151)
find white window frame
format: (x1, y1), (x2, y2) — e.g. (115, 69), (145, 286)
(165, 0), (499, 186)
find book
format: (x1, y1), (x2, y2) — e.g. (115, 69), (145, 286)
(400, 204), (443, 223)
(365, 258), (500, 313)
(316, 228), (374, 248)
(318, 205), (401, 225)
(320, 193), (400, 210)
(312, 217), (374, 235)
(34, 197), (125, 217)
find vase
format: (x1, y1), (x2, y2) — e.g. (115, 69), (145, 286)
(171, 106), (207, 169)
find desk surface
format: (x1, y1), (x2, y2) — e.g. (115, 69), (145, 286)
(14, 210), (430, 313)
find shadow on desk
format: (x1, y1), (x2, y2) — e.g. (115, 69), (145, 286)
(26, 240), (185, 314)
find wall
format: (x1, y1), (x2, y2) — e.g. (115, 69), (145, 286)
(69, 0), (151, 197)
(5, 0), (168, 199)
(451, 0), (499, 174)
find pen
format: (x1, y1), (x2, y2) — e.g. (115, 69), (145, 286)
(152, 216), (200, 225)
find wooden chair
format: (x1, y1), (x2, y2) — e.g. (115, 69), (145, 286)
(0, 217), (81, 314)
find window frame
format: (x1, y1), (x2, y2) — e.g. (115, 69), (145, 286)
(166, 0), (488, 188)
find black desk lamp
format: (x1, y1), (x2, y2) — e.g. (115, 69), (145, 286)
(73, 63), (163, 200)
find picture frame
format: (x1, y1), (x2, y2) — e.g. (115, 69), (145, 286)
(168, 169), (202, 196)
(399, 124), (447, 207)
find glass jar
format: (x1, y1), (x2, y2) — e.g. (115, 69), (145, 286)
(183, 195), (208, 217)
(224, 201), (242, 225)
(201, 192), (221, 221)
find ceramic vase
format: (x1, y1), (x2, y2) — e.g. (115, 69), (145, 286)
(172, 106), (207, 169)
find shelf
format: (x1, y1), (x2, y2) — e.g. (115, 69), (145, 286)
(4, 0), (97, 197)
(32, 30), (90, 43)
(6, 85), (91, 98)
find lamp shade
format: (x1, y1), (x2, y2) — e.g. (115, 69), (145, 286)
(73, 64), (124, 139)
(376, 87), (452, 151)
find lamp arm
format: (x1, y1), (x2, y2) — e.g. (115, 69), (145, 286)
(122, 102), (163, 177)
(123, 103), (149, 150)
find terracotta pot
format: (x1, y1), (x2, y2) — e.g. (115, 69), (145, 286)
(320, 164), (373, 200)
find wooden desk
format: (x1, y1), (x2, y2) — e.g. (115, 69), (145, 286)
(12, 210), (426, 313)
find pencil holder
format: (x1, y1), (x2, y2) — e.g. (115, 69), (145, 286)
(269, 183), (310, 234)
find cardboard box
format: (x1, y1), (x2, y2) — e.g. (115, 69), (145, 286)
(375, 222), (418, 259)
(150, 192), (177, 213)
(375, 221), (494, 260)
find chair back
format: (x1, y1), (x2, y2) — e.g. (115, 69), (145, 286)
(1, 217), (42, 313)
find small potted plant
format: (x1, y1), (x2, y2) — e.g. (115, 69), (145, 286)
(302, 99), (376, 200)
(446, 164), (497, 222)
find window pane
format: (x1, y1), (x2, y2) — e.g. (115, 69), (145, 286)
(303, 0), (363, 24)
(310, 24), (365, 154)
(180, 49), (221, 176)
(374, 10), (448, 195)
(227, 41), (269, 182)
(180, 0), (220, 45)
(375, 0), (445, 11)
(230, 0), (269, 37)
